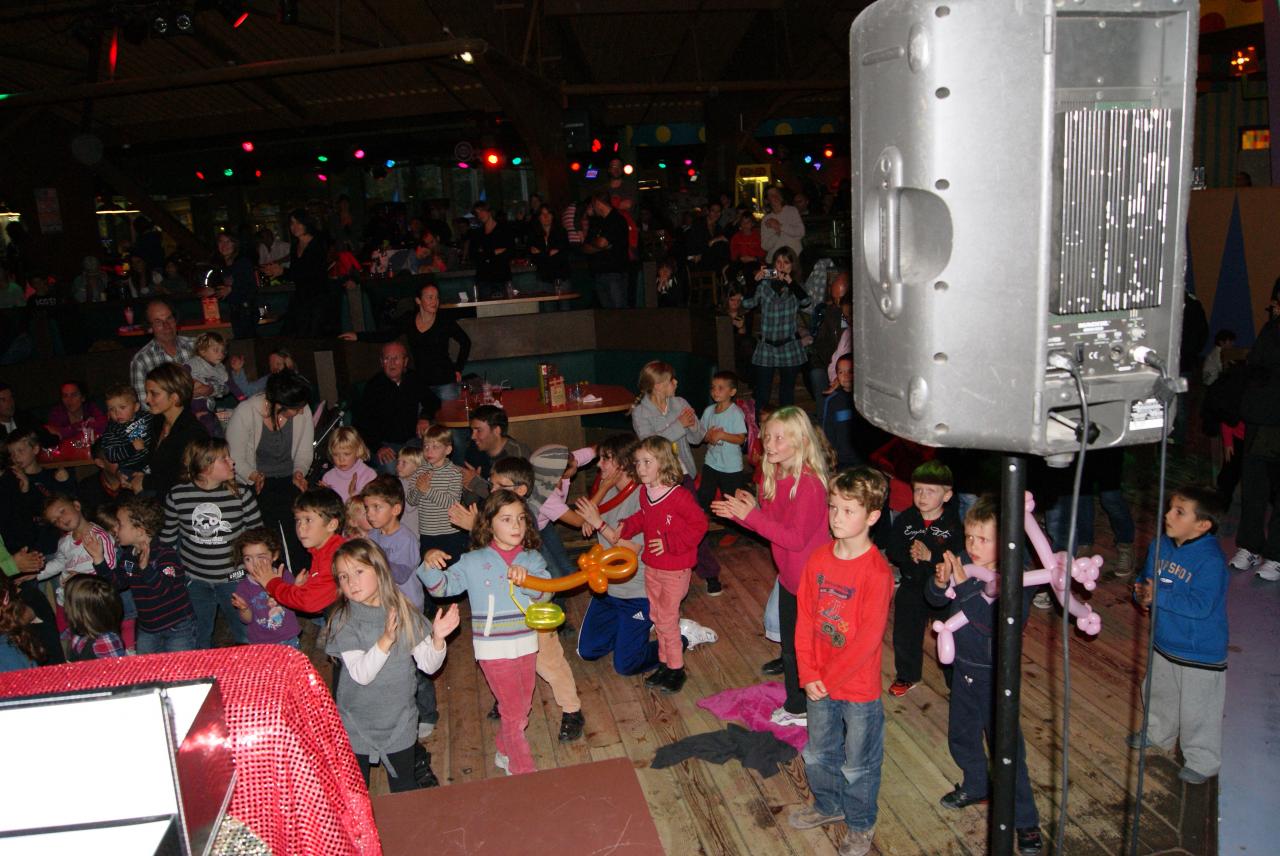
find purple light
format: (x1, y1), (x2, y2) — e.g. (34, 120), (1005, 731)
(316, 173), (328, 182)
(813, 162), (822, 171)
(457, 161), (470, 169)
(683, 159), (693, 166)
(353, 149), (366, 159)
(765, 147), (774, 155)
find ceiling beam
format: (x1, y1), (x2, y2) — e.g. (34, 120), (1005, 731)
(563, 78), (846, 96)
(0, 39), (489, 110)
(544, 0), (780, 13)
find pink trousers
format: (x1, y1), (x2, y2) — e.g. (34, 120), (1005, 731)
(479, 652), (538, 774)
(645, 568), (692, 669)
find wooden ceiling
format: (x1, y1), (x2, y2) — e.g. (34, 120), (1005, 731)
(0, 0), (865, 145)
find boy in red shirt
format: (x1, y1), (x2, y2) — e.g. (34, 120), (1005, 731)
(791, 467), (893, 856)
(248, 488), (346, 614)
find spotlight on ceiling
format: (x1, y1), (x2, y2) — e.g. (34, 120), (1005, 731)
(175, 11), (195, 33)
(151, 14), (170, 36)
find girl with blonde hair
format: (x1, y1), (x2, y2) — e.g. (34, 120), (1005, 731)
(712, 406), (830, 726)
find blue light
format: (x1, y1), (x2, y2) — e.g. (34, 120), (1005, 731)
(803, 155), (813, 164)
(385, 159), (396, 168)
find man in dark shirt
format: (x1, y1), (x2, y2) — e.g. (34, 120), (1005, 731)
(471, 201), (513, 301)
(355, 342), (440, 472)
(582, 191), (630, 308)
(460, 404), (528, 504)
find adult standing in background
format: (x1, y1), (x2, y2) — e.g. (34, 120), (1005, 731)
(263, 209), (330, 337)
(759, 186), (805, 262)
(528, 205), (572, 300)
(582, 192), (630, 309)
(1231, 280), (1280, 581)
(355, 341), (441, 472)
(257, 227), (291, 268)
(207, 231), (259, 340)
(471, 201), (513, 301)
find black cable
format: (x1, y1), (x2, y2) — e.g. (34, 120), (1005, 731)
(1127, 363), (1173, 856)
(1053, 363), (1090, 854)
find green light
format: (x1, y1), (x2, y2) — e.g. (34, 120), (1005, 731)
(223, 168), (234, 177)
(657, 162), (666, 169)
(511, 156), (523, 165)
(317, 155), (329, 163)
(0, 94), (10, 101)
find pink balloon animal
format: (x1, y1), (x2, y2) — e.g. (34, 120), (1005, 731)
(932, 491), (1103, 664)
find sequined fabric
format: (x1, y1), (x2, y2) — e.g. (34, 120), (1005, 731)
(0, 646), (380, 855)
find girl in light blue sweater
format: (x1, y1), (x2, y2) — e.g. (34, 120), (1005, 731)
(418, 489), (550, 775)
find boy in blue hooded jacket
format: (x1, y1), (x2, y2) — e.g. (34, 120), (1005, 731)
(1130, 485), (1229, 784)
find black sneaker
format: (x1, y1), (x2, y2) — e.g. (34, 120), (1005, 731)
(939, 784), (989, 810)
(706, 577), (723, 596)
(1016, 826), (1043, 855)
(558, 710), (585, 742)
(644, 664), (671, 687)
(761, 657), (784, 675)
(659, 666), (687, 694)
(487, 700), (501, 720)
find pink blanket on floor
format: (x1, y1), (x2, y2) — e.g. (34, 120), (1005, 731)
(697, 681), (808, 751)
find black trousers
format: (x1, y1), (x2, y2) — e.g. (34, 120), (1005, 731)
(356, 744), (420, 793)
(257, 477), (306, 572)
(1238, 432), (1280, 561)
(892, 576), (942, 684)
(778, 586), (806, 715)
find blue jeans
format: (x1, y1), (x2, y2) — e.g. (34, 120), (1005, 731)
(594, 272), (627, 308)
(136, 618), (199, 654)
(751, 362), (802, 416)
(539, 521), (576, 578)
(763, 579), (781, 642)
(577, 593), (660, 676)
(802, 696), (885, 831)
(186, 577), (247, 647)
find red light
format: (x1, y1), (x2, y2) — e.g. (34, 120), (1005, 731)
(823, 147), (834, 158)
(233, 11), (249, 27)
(612, 142), (619, 153)
(254, 169), (262, 178)
(195, 171), (205, 180)
(687, 168), (696, 176)
(241, 140), (254, 153)
(765, 147), (774, 155)
(353, 149), (365, 159)
(590, 139), (602, 153)
(108, 29), (119, 78)
(570, 161), (581, 171)
(317, 173), (328, 182)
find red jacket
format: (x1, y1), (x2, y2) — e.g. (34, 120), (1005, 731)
(795, 541), (894, 703)
(266, 534), (346, 613)
(619, 484), (707, 571)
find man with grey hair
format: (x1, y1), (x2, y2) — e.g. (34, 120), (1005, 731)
(355, 341), (441, 471)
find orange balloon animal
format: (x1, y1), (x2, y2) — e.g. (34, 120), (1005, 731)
(517, 544), (638, 593)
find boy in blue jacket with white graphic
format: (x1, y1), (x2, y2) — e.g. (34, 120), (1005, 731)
(1130, 485), (1229, 784)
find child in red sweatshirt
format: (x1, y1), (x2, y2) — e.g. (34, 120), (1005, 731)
(248, 488), (346, 614)
(791, 468), (893, 856)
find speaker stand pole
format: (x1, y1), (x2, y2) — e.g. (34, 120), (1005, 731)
(992, 454), (1028, 856)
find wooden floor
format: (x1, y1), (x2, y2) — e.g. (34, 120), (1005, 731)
(318, 443), (1217, 855)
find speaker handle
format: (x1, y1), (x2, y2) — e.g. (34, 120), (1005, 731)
(872, 147), (904, 320)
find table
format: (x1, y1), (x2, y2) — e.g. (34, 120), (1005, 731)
(434, 384), (633, 450)
(442, 292), (579, 318)
(0, 646), (378, 855)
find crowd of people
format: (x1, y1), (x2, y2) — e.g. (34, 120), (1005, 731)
(0, 219), (1272, 856)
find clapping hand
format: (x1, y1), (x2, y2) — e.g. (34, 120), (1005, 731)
(710, 488), (756, 522)
(448, 501), (477, 532)
(248, 559), (285, 588)
(378, 608), (399, 652)
(909, 540), (931, 564)
(431, 603), (460, 643)
(575, 497), (604, 530)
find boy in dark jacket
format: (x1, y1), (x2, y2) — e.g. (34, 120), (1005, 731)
(926, 497), (1042, 856)
(882, 461), (962, 696)
(1130, 486), (1229, 784)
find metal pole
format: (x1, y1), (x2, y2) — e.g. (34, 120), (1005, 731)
(992, 454), (1027, 856)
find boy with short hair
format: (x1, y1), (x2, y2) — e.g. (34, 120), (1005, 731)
(407, 424), (465, 556)
(696, 371), (748, 594)
(1129, 485), (1229, 785)
(881, 460), (962, 697)
(926, 498), (1042, 855)
(791, 467), (893, 856)
(247, 488), (346, 613)
(99, 383), (154, 477)
(821, 353), (862, 469)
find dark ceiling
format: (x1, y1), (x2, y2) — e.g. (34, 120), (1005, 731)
(0, 0), (865, 146)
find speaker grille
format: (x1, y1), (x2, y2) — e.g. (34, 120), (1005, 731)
(1055, 108), (1173, 315)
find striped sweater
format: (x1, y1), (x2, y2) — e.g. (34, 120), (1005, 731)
(406, 460), (463, 536)
(161, 482), (263, 581)
(416, 545), (550, 660)
(95, 542), (194, 632)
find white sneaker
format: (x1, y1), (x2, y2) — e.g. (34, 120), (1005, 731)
(494, 751), (510, 775)
(1230, 548), (1260, 571)
(418, 722), (435, 740)
(770, 706), (808, 727)
(680, 618), (718, 649)
(1255, 560), (1280, 581)
(1032, 591), (1053, 610)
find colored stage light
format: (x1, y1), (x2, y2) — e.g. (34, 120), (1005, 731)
(241, 140), (254, 153)
(353, 149), (365, 159)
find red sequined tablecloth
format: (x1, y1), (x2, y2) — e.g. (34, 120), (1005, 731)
(0, 645), (380, 856)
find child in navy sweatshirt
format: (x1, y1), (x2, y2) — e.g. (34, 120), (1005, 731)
(1130, 485), (1229, 784)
